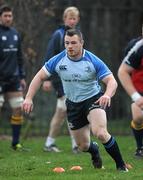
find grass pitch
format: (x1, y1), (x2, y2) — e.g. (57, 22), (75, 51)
(0, 136), (143, 180)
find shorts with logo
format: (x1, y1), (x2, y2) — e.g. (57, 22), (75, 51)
(66, 92), (104, 130)
(0, 76), (23, 94)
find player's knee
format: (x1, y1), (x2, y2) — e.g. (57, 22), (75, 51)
(0, 95), (4, 107)
(95, 129), (108, 142)
(10, 115), (24, 125)
(9, 96), (24, 108)
(57, 98), (67, 112)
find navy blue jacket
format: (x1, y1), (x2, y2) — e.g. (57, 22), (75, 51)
(45, 25), (70, 60)
(44, 25), (71, 85)
(0, 25), (25, 81)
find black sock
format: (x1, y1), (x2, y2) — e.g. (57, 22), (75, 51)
(11, 124), (21, 146)
(131, 128), (143, 149)
(86, 142), (99, 158)
(103, 136), (125, 168)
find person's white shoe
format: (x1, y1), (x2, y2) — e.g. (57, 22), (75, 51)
(43, 144), (61, 152)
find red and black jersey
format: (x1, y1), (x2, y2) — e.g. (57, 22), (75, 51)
(123, 37), (143, 92)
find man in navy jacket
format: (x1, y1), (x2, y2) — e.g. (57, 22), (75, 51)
(0, 4), (26, 150)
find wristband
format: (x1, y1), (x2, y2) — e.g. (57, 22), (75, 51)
(131, 92), (141, 102)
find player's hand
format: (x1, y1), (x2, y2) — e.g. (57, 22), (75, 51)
(42, 80), (52, 92)
(134, 96), (143, 109)
(22, 98), (33, 114)
(95, 95), (111, 109)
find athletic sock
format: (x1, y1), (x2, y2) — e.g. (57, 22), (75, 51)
(70, 135), (77, 148)
(11, 124), (21, 146)
(45, 136), (55, 147)
(103, 136), (125, 168)
(86, 141), (99, 157)
(131, 127), (143, 149)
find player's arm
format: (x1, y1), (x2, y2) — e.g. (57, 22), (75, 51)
(118, 63), (143, 108)
(118, 63), (136, 96)
(96, 74), (118, 109)
(102, 74), (118, 98)
(22, 68), (49, 114)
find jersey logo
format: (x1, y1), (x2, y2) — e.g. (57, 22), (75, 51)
(2, 36), (7, 41)
(85, 66), (91, 73)
(88, 103), (100, 111)
(72, 74), (81, 78)
(68, 122), (74, 129)
(14, 35), (18, 41)
(59, 65), (67, 70)
(10, 44), (14, 48)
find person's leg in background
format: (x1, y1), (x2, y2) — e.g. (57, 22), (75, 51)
(68, 123), (80, 154)
(131, 103), (143, 157)
(7, 92), (24, 150)
(0, 94), (4, 112)
(44, 97), (79, 153)
(0, 94), (5, 130)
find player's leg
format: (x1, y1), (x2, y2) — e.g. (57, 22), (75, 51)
(66, 98), (102, 168)
(88, 108), (128, 171)
(0, 94), (4, 112)
(131, 103), (143, 157)
(48, 99), (66, 137)
(44, 96), (78, 152)
(0, 94), (5, 141)
(0, 94), (4, 126)
(44, 99), (66, 152)
(71, 125), (102, 168)
(7, 91), (24, 150)
(67, 123), (80, 154)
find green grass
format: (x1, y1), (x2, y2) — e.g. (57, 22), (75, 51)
(0, 136), (143, 180)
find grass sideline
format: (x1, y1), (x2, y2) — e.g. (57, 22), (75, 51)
(0, 136), (143, 180)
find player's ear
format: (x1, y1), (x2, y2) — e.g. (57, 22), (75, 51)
(81, 39), (84, 45)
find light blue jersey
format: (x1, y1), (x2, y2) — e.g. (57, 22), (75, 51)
(43, 49), (112, 102)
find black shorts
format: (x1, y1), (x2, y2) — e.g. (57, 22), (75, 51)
(0, 76), (23, 94)
(66, 92), (104, 130)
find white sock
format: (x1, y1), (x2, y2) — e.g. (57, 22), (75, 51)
(71, 135), (77, 149)
(45, 136), (55, 147)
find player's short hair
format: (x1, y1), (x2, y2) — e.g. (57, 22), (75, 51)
(65, 29), (83, 40)
(0, 4), (12, 16)
(63, 6), (80, 19)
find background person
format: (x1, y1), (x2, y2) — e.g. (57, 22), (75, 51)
(22, 29), (128, 171)
(118, 26), (143, 158)
(0, 5), (26, 150)
(43, 6), (80, 153)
